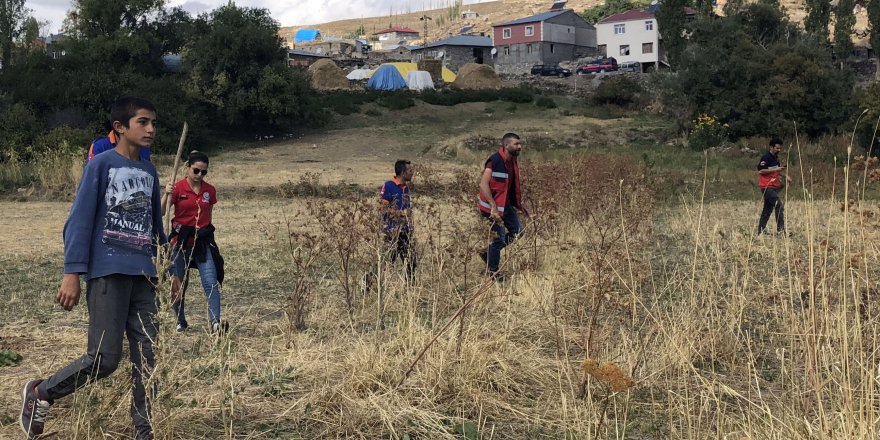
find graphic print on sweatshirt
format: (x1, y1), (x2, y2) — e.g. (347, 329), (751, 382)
(102, 167), (155, 251)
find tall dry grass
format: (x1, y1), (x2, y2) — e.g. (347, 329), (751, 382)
(4, 149), (880, 439)
(0, 148), (84, 196)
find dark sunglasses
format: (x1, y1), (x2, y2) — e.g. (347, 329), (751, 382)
(191, 168), (208, 176)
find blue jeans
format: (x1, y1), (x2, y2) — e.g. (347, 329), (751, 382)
(483, 207), (521, 273)
(170, 247), (221, 325)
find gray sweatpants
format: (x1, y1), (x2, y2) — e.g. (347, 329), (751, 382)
(37, 274), (158, 436)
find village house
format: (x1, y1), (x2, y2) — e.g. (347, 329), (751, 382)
(372, 26), (420, 50)
(595, 7), (696, 72)
(461, 9), (479, 20)
(411, 35), (494, 71)
(287, 49), (328, 67)
(492, 9), (597, 74)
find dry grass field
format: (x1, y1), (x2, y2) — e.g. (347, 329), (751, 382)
(1, 100), (880, 439)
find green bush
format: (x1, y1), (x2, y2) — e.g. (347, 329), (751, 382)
(322, 92), (363, 115)
(32, 126), (95, 156)
(376, 91), (415, 110)
(857, 82), (880, 155)
(420, 89), (459, 106)
(0, 103), (41, 160)
(687, 114), (731, 150)
(420, 89), (500, 106)
(499, 86), (534, 103)
(593, 76), (643, 107)
(535, 96), (557, 109)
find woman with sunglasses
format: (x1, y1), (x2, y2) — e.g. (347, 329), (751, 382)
(162, 150), (226, 333)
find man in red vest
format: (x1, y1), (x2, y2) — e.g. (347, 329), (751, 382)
(478, 132), (528, 279)
(757, 138), (791, 234)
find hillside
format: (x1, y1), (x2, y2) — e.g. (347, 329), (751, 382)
(279, 0), (873, 47)
(279, 0), (604, 46)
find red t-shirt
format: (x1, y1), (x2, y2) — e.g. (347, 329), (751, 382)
(171, 179), (217, 230)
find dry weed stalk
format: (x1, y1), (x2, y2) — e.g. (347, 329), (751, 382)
(282, 210), (326, 340)
(311, 198), (375, 324)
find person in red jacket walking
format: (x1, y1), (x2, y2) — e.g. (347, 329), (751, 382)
(478, 132), (528, 278)
(757, 138), (791, 234)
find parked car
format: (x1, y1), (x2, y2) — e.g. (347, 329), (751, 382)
(618, 61), (641, 73)
(577, 57), (618, 74)
(530, 64), (573, 77)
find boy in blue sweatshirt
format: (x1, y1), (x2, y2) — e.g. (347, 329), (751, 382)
(20, 97), (166, 440)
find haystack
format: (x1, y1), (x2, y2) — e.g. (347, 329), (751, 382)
(453, 64), (502, 90)
(308, 59), (349, 90)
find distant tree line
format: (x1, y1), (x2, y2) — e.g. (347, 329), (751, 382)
(0, 0), (325, 161)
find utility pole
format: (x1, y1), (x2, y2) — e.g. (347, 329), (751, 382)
(419, 14), (431, 49)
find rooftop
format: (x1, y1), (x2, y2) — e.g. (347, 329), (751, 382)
(597, 9), (656, 24)
(373, 26), (420, 35)
(493, 9), (569, 27)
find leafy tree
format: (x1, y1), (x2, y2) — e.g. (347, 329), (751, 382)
(71, 0), (164, 38)
(184, 3), (324, 129)
(869, 0), (880, 77)
(0, 0), (28, 67)
(804, 0), (831, 41)
(655, 0), (689, 68)
(666, 2), (854, 139)
(21, 16), (38, 46)
(60, 1), (191, 75)
(834, 0), (856, 59)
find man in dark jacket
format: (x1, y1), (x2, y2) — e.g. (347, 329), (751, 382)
(757, 138), (791, 234)
(478, 133), (528, 278)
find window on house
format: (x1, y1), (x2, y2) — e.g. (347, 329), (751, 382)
(504, 46), (510, 55)
(550, 43), (555, 53)
(642, 42), (653, 53)
(526, 44), (533, 54)
(598, 44), (607, 56)
(503, 28), (511, 39)
(620, 45), (630, 56)
(614, 24), (625, 35)
(525, 26), (534, 36)
(645, 21), (654, 31)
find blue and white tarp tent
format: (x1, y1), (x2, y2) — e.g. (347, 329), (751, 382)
(295, 29), (321, 42)
(367, 64), (408, 91)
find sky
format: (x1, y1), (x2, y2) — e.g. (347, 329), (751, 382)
(26, 0), (488, 34)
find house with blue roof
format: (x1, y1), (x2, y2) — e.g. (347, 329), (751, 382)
(295, 29), (321, 43)
(492, 9), (597, 74)
(411, 35), (494, 72)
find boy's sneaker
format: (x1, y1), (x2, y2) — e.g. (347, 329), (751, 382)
(211, 320), (229, 335)
(20, 379), (52, 439)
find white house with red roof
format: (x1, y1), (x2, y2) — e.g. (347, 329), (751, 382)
(596, 7), (696, 72)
